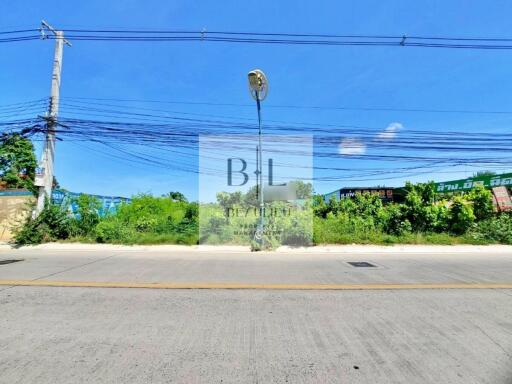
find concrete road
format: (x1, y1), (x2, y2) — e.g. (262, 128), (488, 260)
(0, 245), (511, 383)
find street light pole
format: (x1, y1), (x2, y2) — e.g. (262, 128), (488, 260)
(256, 94), (264, 246)
(248, 69), (269, 249)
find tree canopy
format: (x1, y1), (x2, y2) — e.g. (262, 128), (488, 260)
(0, 133), (37, 193)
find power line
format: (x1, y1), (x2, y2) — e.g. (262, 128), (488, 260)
(0, 118), (512, 181)
(4, 99), (511, 143)
(3, 113), (512, 182)
(61, 96), (512, 116)
(4, 28), (512, 49)
(56, 99), (512, 140)
(0, 29), (39, 35)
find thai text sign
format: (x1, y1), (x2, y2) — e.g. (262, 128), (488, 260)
(435, 173), (512, 193)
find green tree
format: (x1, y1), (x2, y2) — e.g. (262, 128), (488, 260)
(382, 204), (411, 235)
(312, 194), (329, 218)
(473, 170), (496, 178)
(449, 196), (475, 234)
(167, 191), (188, 202)
(404, 181), (436, 205)
(242, 186), (260, 208)
(353, 192), (382, 218)
(216, 191), (243, 209)
(0, 133), (37, 193)
(71, 194), (101, 237)
(288, 180), (313, 199)
(467, 184), (494, 221)
(402, 181), (438, 232)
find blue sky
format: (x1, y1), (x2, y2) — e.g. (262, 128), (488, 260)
(2, 1), (512, 200)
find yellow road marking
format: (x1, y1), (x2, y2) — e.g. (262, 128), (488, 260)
(1, 280), (512, 290)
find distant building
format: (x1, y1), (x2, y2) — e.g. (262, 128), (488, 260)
(323, 187), (398, 203)
(322, 172), (512, 204)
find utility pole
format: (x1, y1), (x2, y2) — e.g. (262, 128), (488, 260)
(34, 21), (71, 216)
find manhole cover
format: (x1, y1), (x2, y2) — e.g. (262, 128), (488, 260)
(0, 259), (23, 265)
(348, 261), (376, 268)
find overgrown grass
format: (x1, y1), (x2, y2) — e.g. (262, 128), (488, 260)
(66, 233), (197, 245)
(313, 216), (494, 245)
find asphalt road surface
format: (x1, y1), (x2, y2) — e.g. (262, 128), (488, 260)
(1, 246), (511, 383)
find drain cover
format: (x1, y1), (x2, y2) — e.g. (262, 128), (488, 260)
(348, 261), (376, 268)
(0, 259), (23, 265)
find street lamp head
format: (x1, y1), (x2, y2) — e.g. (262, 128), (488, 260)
(248, 69), (268, 101)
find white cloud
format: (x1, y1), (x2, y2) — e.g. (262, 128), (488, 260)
(376, 122), (403, 140)
(338, 138), (366, 155)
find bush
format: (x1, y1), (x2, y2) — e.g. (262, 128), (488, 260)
(354, 192), (382, 218)
(449, 196), (475, 235)
(95, 219), (134, 243)
(467, 184), (494, 221)
(69, 194), (101, 237)
(14, 199), (71, 245)
(469, 213), (512, 244)
(381, 204), (411, 235)
(94, 194), (198, 245)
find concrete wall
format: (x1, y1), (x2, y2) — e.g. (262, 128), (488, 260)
(0, 194), (34, 241)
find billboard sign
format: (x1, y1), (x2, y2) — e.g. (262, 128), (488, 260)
(435, 173), (512, 193)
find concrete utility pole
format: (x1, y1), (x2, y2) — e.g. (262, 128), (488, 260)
(34, 21), (71, 216)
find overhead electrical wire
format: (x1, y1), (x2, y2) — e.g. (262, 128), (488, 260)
(3, 27), (512, 49)
(56, 99), (512, 141)
(5, 100), (512, 145)
(3, 114), (510, 177)
(2, 97), (512, 182)
(62, 96), (512, 116)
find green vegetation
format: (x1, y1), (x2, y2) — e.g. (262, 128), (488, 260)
(198, 183), (313, 250)
(12, 179), (512, 248)
(0, 133), (37, 194)
(14, 198), (71, 245)
(312, 181), (511, 245)
(15, 194), (198, 246)
(94, 194), (197, 245)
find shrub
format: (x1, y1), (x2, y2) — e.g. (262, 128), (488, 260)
(14, 199), (71, 245)
(467, 184), (494, 221)
(312, 194), (329, 218)
(93, 194), (198, 245)
(381, 204), (411, 235)
(95, 219), (133, 243)
(449, 196), (475, 235)
(354, 192), (382, 219)
(469, 213), (512, 244)
(69, 194), (101, 237)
